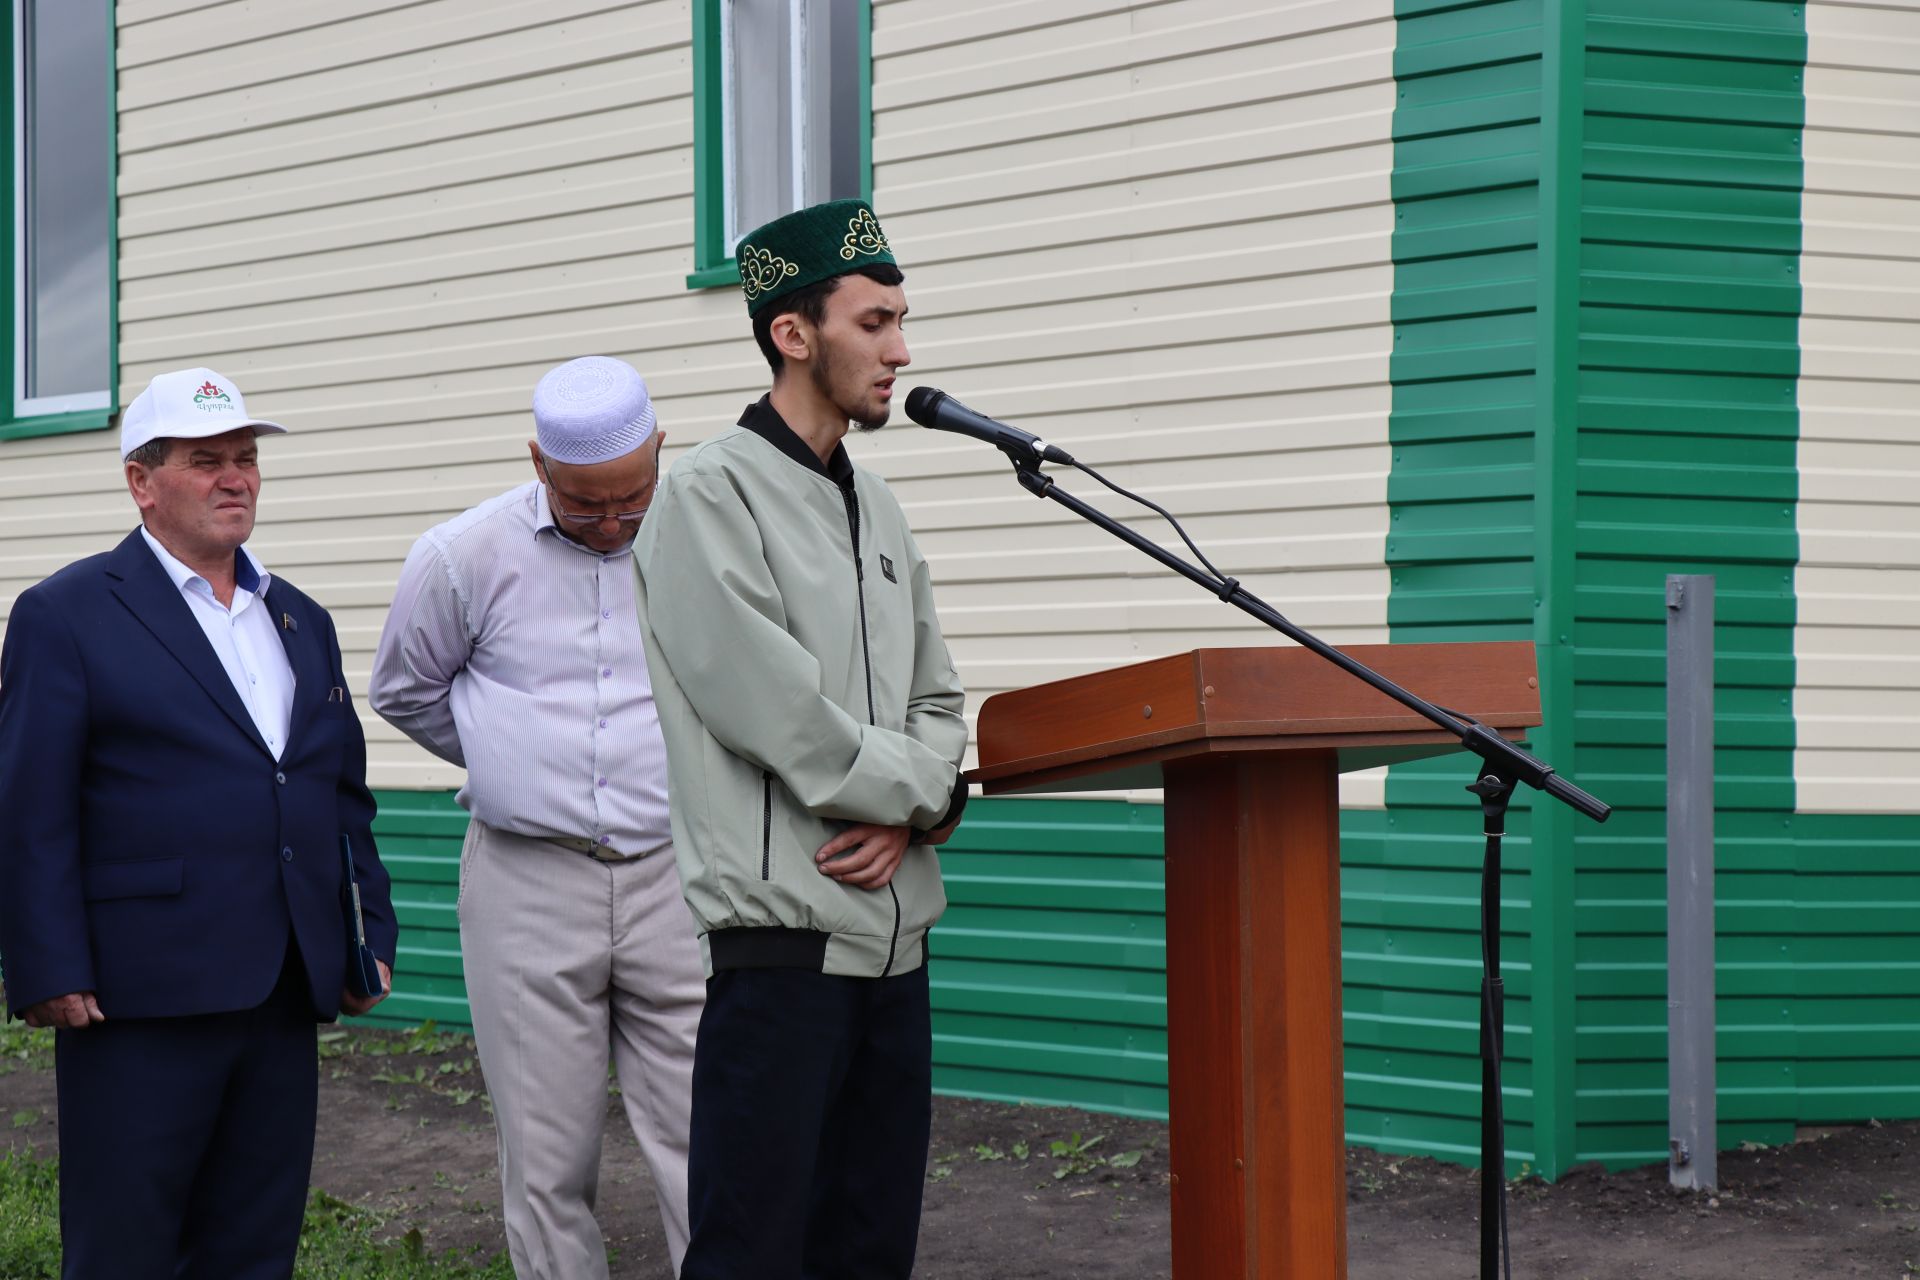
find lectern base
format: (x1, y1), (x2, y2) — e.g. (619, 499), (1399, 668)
(1164, 751), (1347, 1279)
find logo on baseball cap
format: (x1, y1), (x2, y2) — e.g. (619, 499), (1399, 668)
(119, 367), (288, 459)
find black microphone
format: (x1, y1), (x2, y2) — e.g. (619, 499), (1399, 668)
(905, 387), (1074, 466)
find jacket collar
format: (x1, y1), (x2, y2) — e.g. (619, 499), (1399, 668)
(738, 395), (856, 489)
(104, 530), (276, 755)
(104, 528), (326, 760)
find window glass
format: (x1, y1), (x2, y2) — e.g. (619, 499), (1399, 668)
(16, 0), (111, 414)
(722, 0), (864, 251)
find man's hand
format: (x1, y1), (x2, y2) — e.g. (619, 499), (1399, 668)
(816, 824), (911, 890)
(22, 991), (104, 1029)
(339, 960), (393, 1019)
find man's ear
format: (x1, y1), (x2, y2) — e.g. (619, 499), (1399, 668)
(769, 311), (812, 367)
(527, 440), (545, 483)
(125, 461), (154, 515)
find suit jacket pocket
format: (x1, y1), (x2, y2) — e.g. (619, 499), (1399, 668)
(82, 856), (185, 902)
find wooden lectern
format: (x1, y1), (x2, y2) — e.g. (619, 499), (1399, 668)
(970, 643), (1542, 1278)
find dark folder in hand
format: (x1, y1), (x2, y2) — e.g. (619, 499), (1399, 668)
(340, 833), (385, 1000)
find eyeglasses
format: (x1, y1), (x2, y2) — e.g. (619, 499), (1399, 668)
(539, 445), (660, 527)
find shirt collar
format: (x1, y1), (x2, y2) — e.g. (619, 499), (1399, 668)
(738, 395), (856, 488)
(139, 525), (270, 599)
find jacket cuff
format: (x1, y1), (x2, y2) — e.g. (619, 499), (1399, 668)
(915, 770), (970, 842)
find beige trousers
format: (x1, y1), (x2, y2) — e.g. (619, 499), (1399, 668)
(459, 819), (705, 1279)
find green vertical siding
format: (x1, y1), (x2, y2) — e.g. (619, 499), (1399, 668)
(1369, 0), (1553, 1172)
(1565, 0), (1807, 1167)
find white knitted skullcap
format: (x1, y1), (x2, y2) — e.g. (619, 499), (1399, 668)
(532, 356), (657, 465)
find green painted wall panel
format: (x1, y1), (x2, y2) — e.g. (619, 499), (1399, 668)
(1562, 0), (1810, 1169)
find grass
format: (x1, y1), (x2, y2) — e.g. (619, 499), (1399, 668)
(0, 1149), (513, 1279)
(0, 1022), (52, 1075)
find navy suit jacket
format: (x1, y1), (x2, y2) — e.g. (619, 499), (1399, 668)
(0, 528), (398, 1021)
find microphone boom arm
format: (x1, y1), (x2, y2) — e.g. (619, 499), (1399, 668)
(1005, 462), (1609, 821)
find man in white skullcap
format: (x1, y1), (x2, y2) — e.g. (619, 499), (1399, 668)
(371, 356), (704, 1279)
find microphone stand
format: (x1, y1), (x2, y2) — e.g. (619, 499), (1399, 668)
(1001, 454), (1611, 1280)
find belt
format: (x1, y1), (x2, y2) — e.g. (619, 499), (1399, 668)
(539, 835), (644, 863)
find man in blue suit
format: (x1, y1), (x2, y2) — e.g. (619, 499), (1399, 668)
(0, 366), (399, 1280)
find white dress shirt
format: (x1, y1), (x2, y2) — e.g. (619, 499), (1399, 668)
(139, 526), (295, 760)
(369, 482), (671, 856)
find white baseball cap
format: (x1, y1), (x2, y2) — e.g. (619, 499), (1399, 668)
(119, 367), (288, 459)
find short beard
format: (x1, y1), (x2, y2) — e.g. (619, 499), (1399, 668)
(810, 342), (890, 432)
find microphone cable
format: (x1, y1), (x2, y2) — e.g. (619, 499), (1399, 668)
(1061, 458), (1246, 603)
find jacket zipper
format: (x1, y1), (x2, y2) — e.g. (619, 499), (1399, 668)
(840, 480), (900, 975)
(840, 484), (877, 724)
(761, 771), (772, 880)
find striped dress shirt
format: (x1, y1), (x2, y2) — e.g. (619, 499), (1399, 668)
(369, 482), (670, 855)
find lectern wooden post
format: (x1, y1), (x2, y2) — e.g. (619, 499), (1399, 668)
(970, 643), (1542, 1279)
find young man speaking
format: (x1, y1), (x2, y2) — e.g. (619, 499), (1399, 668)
(633, 200), (968, 1278)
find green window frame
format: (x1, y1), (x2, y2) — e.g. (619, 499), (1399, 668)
(0, 0), (116, 444)
(687, 0), (874, 291)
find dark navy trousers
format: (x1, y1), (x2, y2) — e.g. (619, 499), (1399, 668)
(680, 964), (933, 1280)
(54, 948), (319, 1280)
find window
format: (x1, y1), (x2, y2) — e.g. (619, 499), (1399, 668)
(688, 0), (871, 290)
(1, 0), (113, 441)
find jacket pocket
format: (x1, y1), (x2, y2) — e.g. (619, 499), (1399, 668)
(82, 856), (184, 902)
(761, 771), (773, 880)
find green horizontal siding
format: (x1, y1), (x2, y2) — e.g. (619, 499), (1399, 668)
(363, 792), (1178, 1115)
(366, 788), (1538, 1135)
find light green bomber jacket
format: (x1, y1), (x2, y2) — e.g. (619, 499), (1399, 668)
(632, 397), (969, 979)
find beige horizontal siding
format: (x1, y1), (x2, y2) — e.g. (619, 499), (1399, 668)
(1, 0), (1395, 802)
(1796, 0), (1920, 813)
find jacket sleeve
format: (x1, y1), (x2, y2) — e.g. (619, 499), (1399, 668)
(368, 536), (470, 767)
(327, 610), (398, 967)
(901, 525), (969, 833)
(639, 467), (960, 830)
(0, 589), (96, 1013)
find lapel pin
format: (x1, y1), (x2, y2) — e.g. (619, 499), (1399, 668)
(328, 686), (346, 703)
(282, 613), (298, 632)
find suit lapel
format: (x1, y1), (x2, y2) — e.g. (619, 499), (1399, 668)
(105, 530), (272, 757)
(265, 580), (326, 751)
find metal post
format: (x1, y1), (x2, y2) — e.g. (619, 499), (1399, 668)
(1667, 574), (1716, 1191)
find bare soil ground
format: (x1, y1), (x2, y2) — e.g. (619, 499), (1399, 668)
(3, 1024), (1917, 1277)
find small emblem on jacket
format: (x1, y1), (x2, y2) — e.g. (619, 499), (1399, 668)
(879, 554), (896, 583)
(282, 612), (297, 632)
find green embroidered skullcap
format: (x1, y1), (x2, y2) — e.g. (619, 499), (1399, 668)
(737, 198), (897, 316)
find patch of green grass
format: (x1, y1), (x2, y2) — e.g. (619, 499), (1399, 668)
(297, 1191), (514, 1279)
(0, 1150), (513, 1279)
(0, 1150), (61, 1278)
(0, 1022), (53, 1075)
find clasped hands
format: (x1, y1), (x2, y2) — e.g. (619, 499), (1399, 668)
(814, 819), (959, 890)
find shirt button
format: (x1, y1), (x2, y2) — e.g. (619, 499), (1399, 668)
(281, 846), (294, 863)
(597, 777), (607, 788)
(599, 719), (608, 729)
(602, 668), (612, 678)
(598, 836), (611, 846)
(275, 771), (287, 785)
(602, 610), (611, 619)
